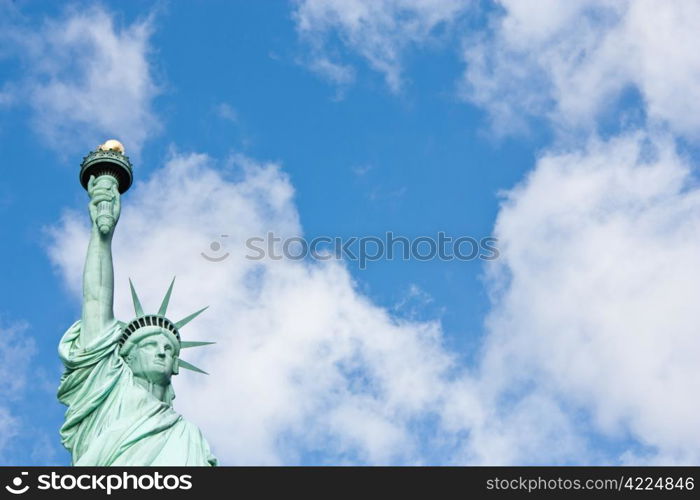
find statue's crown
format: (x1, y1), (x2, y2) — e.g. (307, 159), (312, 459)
(120, 277), (213, 375)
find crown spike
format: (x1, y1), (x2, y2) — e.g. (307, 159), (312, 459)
(175, 306), (208, 330)
(180, 341), (216, 349)
(178, 359), (209, 375)
(129, 278), (144, 317)
(158, 276), (176, 316)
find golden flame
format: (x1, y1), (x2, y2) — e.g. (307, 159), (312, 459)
(98, 139), (125, 154)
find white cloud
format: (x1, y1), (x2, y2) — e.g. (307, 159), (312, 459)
(0, 407), (19, 459)
(292, 0), (700, 136)
(0, 320), (34, 400)
(293, 0), (470, 92)
(307, 57), (356, 88)
(12, 6), (160, 154)
(483, 132), (700, 463)
(215, 103), (238, 122)
(0, 88), (13, 107)
(0, 320), (35, 460)
(462, 0), (700, 138)
(458, 1), (700, 464)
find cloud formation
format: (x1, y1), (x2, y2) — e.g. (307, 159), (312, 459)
(5, 5), (160, 154)
(459, 1), (700, 464)
(293, 0), (470, 92)
(484, 133), (700, 463)
(462, 0), (700, 137)
(0, 320), (35, 461)
(294, 0), (700, 139)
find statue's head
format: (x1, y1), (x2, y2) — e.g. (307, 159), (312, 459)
(119, 278), (214, 389)
(121, 326), (181, 385)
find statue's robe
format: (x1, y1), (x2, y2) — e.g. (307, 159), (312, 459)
(58, 319), (217, 466)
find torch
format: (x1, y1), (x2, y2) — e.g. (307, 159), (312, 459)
(79, 139), (133, 233)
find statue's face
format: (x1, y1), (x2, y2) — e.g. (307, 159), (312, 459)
(126, 332), (178, 386)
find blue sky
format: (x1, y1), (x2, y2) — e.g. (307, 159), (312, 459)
(1, 0), (699, 465)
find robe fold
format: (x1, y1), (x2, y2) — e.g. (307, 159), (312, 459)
(58, 319), (217, 466)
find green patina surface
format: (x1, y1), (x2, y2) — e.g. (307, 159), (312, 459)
(58, 142), (217, 466)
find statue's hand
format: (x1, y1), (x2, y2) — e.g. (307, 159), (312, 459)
(88, 175), (121, 235)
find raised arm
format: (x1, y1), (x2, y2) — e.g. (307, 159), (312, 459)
(81, 174), (121, 346)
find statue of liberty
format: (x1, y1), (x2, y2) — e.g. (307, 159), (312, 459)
(58, 140), (217, 466)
